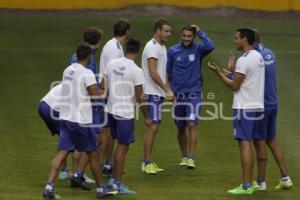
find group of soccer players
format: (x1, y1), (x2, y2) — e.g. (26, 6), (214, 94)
(38, 18), (293, 199)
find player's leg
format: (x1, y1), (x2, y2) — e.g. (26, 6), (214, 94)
(177, 127), (188, 166)
(265, 109), (292, 189)
(42, 120), (75, 199)
(267, 139), (293, 189)
(187, 123), (197, 169)
(174, 96), (189, 166)
(110, 116), (136, 194)
(142, 95), (164, 174)
(228, 109), (255, 195)
(253, 140), (267, 190)
(43, 150), (69, 199)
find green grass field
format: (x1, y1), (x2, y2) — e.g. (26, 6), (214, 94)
(0, 12), (299, 200)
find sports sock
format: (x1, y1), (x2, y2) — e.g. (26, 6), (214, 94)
(45, 182), (54, 191)
(143, 160), (152, 165)
(256, 178), (265, 185)
(281, 175), (290, 181)
(74, 171), (84, 178)
(242, 183), (252, 190)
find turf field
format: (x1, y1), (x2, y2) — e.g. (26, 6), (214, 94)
(0, 12), (299, 200)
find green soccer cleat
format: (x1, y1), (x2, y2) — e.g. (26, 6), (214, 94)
(186, 158), (196, 169)
(275, 179), (293, 190)
(152, 163), (165, 172)
(179, 157), (189, 166)
(84, 174), (96, 184)
(141, 162), (157, 175)
(227, 184), (254, 195)
(252, 181), (267, 191)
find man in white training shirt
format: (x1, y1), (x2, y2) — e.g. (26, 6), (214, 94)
(99, 19), (131, 174)
(104, 38), (150, 194)
(42, 43), (117, 200)
(208, 28), (265, 195)
(141, 19), (174, 174)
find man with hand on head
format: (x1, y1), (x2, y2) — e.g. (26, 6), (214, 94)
(167, 24), (214, 169)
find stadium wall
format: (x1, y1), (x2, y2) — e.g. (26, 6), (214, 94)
(0, 0), (300, 11)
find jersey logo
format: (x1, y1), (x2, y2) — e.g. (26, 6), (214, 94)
(265, 54), (272, 60)
(69, 70), (74, 76)
(188, 54), (195, 61)
(176, 56), (181, 61)
(116, 42), (121, 50)
(113, 66), (126, 76)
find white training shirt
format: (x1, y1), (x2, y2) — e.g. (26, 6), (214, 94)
(233, 50), (265, 109)
(99, 37), (124, 80)
(104, 57), (145, 119)
(142, 38), (167, 97)
(59, 63), (97, 124)
(41, 84), (62, 112)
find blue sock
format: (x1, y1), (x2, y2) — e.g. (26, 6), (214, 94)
(281, 175), (290, 181)
(61, 167), (68, 172)
(143, 160), (152, 165)
(74, 171), (84, 178)
(182, 154), (188, 158)
(45, 182), (54, 191)
(187, 155), (194, 160)
(256, 178), (264, 185)
(242, 183), (252, 190)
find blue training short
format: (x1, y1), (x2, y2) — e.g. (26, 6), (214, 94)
(92, 98), (108, 134)
(146, 95), (164, 124)
(254, 108), (277, 141)
(173, 93), (202, 128)
(58, 120), (98, 152)
(108, 114), (135, 145)
(233, 109), (264, 141)
(38, 101), (60, 136)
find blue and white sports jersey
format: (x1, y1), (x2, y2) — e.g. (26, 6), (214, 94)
(167, 31), (214, 93)
(70, 48), (97, 74)
(254, 43), (278, 109)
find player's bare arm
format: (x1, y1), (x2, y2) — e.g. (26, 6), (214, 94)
(87, 84), (104, 100)
(208, 62), (245, 91)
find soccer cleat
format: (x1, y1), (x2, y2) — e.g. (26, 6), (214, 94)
(119, 184), (136, 195)
(96, 186), (118, 199)
(42, 189), (55, 200)
(227, 184), (254, 195)
(186, 158), (196, 169)
(275, 179), (293, 190)
(152, 163), (165, 172)
(58, 170), (70, 180)
(252, 181), (267, 191)
(179, 157), (189, 166)
(84, 174), (96, 184)
(70, 176), (91, 190)
(141, 162), (157, 174)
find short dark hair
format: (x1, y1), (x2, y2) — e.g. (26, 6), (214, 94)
(181, 25), (196, 36)
(76, 43), (91, 61)
(237, 28), (255, 45)
(125, 38), (140, 54)
(154, 19), (171, 32)
(83, 27), (102, 45)
(114, 19), (130, 37)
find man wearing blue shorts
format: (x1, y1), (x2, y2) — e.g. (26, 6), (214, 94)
(141, 19), (174, 174)
(69, 27), (103, 186)
(209, 28), (265, 195)
(167, 24), (214, 169)
(104, 38), (150, 194)
(42, 43), (117, 200)
(251, 30), (293, 191)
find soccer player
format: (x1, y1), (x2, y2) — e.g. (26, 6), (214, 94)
(39, 83), (73, 180)
(99, 19), (130, 175)
(42, 43), (117, 200)
(141, 19), (173, 174)
(104, 38), (150, 194)
(208, 28), (265, 195)
(69, 27), (103, 187)
(167, 24), (214, 169)
(251, 30), (293, 190)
